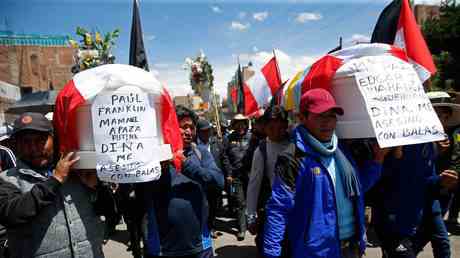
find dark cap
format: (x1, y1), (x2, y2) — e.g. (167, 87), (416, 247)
(197, 119), (212, 131)
(300, 88), (344, 115)
(12, 112), (53, 136)
(262, 105), (288, 122)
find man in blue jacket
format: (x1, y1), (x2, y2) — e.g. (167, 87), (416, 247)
(372, 143), (457, 258)
(142, 106), (224, 258)
(263, 88), (388, 258)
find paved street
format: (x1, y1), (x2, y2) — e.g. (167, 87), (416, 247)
(104, 217), (460, 258)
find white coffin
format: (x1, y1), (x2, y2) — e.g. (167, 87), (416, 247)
(331, 55), (415, 139)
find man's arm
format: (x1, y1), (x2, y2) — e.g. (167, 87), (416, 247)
(263, 176), (295, 258)
(182, 146), (224, 189)
(0, 152), (78, 226)
(0, 177), (62, 226)
(221, 137), (234, 178)
(263, 153), (298, 258)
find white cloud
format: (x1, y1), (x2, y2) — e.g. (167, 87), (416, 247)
(152, 50), (320, 100)
(295, 12), (322, 23)
(414, 0), (441, 5)
(237, 49), (318, 81)
(253, 11), (269, 22)
(239, 12), (247, 19)
(346, 34), (371, 45)
(252, 46), (259, 52)
(145, 35), (156, 41)
(211, 5), (222, 13)
(230, 21), (250, 31)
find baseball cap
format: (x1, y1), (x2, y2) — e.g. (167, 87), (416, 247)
(300, 88), (344, 115)
(12, 112), (53, 136)
(197, 119), (212, 131)
(262, 105), (288, 122)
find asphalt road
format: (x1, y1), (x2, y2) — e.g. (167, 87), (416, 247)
(103, 217), (460, 258)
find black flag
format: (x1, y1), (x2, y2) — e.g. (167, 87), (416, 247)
(236, 63), (245, 114)
(371, 0), (402, 44)
(129, 0), (149, 71)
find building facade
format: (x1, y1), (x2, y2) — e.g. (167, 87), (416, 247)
(0, 30), (74, 94)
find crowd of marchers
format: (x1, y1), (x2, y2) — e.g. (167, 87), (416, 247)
(1, 88), (460, 258)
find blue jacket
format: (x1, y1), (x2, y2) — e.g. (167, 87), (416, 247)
(372, 143), (441, 236)
(143, 144), (224, 256)
(263, 127), (382, 258)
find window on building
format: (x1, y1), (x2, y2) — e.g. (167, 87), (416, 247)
(20, 86), (32, 96)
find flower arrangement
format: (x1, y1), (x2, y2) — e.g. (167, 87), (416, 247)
(68, 27), (120, 73)
(183, 50), (214, 95)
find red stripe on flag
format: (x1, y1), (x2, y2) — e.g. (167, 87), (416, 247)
(230, 87), (238, 105)
(54, 80), (86, 153)
(389, 46), (409, 62)
(261, 57), (282, 95)
(243, 83), (259, 117)
(301, 55), (343, 93)
(160, 88), (183, 171)
(397, 0), (436, 75)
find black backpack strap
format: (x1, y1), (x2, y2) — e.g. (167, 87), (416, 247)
(275, 144), (304, 192)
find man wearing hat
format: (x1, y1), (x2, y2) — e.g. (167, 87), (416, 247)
(371, 91), (458, 258)
(263, 88), (389, 258)
(222, 113), (251, 240)
(427, 92), (460, 229)
(246, 105), (291, 256)
(404, 91), (460, 258)
(0, 112), (106, 258)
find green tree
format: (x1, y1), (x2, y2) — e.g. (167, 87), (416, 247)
(423, 0), (460, 90)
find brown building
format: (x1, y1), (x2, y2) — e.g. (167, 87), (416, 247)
(0, 30), (74, 94)
(414, 4), (440, 25)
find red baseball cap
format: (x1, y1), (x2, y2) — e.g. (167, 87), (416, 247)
(300, 88), (344, 115)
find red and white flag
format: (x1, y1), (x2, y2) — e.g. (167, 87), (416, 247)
(282, 43), (410, 110)
(243, 54), (282, 116)
(371, 0), (436, 82)
(54, 64), (183, 170)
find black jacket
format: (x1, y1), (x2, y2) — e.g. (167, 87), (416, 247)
(222, 132), (252, 179)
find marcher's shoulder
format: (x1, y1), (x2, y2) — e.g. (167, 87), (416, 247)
(274, 144), (302, 192)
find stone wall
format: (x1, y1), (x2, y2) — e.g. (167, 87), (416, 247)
(0, 45), (74, 92)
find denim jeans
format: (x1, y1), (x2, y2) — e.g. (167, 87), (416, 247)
(376, 212), (450, 258)
(145, 248), (213, 258)
(412, 211), (451, 258)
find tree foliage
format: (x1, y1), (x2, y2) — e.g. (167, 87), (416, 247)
(423, 1), (460, 90)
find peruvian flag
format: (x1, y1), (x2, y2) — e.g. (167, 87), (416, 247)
(371, 0), (436, 82)
(54, 64), (183, 170)
(243, 54), (282, 116)
(281, 43), (409, 111)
